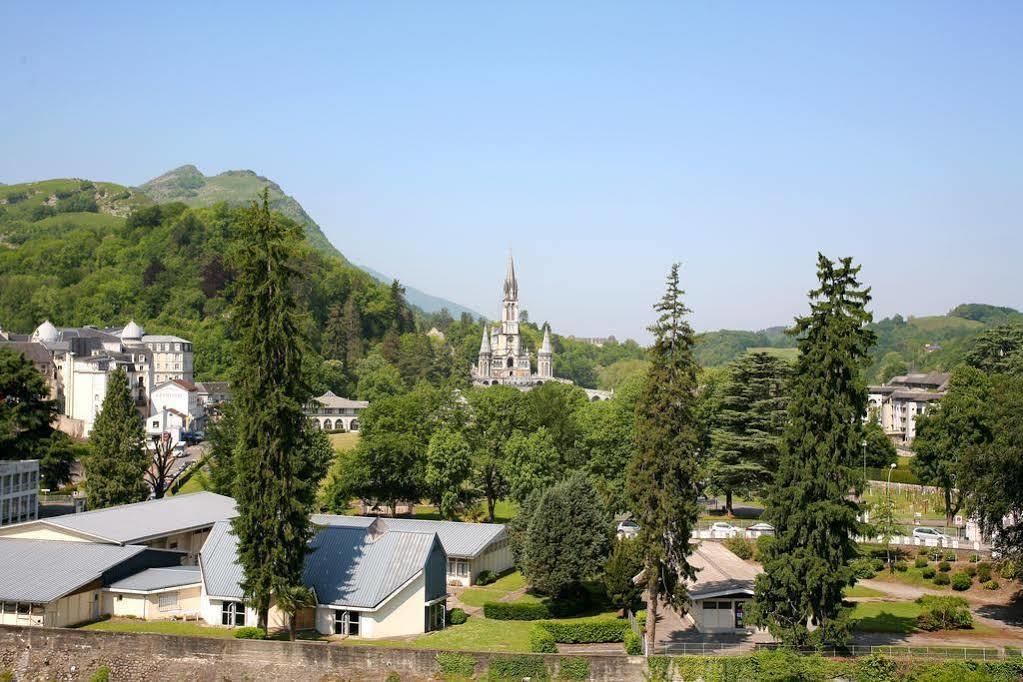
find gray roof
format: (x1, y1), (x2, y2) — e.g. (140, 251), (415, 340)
(687, 541), (761, 601)
(200, 520), (442, 609)
(0, 492), (237, 544)
(0, 539), (146, 602)
(106, 566), (201, 592)
(311, 514), (505, 558)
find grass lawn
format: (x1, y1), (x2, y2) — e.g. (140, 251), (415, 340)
(81, 619), (237, 638)
(328, 432), (360, 451)
(845, 584), (886, 598)
(172, 471), (208, 495)
(457, 571), (543, 607)
(850, 601), (922, 633)
(412, 499), (519, 524)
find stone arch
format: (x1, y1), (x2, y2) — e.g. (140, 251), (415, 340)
(323, 419), (334, 431)
(506, 357), (514, 368)
(350, 419), (360, 432)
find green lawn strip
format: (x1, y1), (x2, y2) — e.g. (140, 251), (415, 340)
(458, 571), (539, 607)
(80, 619), (237, 638)
(844, 584), (886, 598)
(849, 601), (997, 636)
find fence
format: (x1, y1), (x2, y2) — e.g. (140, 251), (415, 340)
(653, 642), (1015, 660)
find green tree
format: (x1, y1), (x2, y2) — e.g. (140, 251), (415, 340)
(707, 351), (789, 515)
(502, 427), (558, 506)
(354, 353), (405, 402)
(603, 537), (645, 612)
(84, 369), (148, 508)
(0, 346), (56, 460)
(274, 584), (316, 641)
(466, 385), (530, 521)
(626, 263), (702, 651)
(869, 494), (899, 569)
(577, 376), (643, 513)
(522, 472), (612, 596)
(878, 352), (909, 383)
(524, 382), (587, 472)
(204, 402), (239, 496)
(748, 254), (875, 646)
(963, 324), (1023, 375)
(425, 427), (475, 519)
(341, 296), (364, 369)
(229, 191), (325, 630)
(862, 419), (897, 468)
(322, 303), (347, 362)
(912, 366), (993, 526)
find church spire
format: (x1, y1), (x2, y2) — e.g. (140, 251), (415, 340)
(540, 325), (552, 354)
(479, 324), (492, 354)
(503, 252), (518, 300)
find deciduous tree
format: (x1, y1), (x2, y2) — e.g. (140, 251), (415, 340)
(502, 427), (558, 506)
(425, 427), (475, 519)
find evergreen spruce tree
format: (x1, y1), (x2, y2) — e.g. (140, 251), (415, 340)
(84, 368), (148, 508)
(229, 190), (325, 630)
(748, 254), (875, 646)
(708, 351), (789, 515)
(323, 303), (347, 362)
(341, 297), (364, 369)
(626, 263), (702, 651)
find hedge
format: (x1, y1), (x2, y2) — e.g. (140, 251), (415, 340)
(556, 657), (590, 680)
(483, 598), (588, 621)
(624, 629), (642, 655)
(487, 655), (549, 681)
(233, 626), (266, 639)
(529, 626), (557, 653)
(436, 652), (476, 678)
(535, 618), (629, 643)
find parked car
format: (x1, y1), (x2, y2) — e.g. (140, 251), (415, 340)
(913, 526), (953, 543)
(746, 522), (775, 536)
(617, 519), (640, 537)
(709, 521), (740, 537)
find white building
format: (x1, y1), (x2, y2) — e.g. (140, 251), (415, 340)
(149, 379), (202, 438)
(868, 372), (949, 445)
(0, 461), (39, 527)
(683, 542), (761, 633)
(140, 333), (194, 384)
(305, 391), (368, 432)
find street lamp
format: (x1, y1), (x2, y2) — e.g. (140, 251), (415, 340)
(885, 462), (897, 569)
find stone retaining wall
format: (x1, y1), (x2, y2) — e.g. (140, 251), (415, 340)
(0, 625), (645, 681)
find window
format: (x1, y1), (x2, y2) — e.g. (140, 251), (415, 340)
(703, 601), (718, 610)
(221, 601), (246, 627)
(447, 558), (469, 578)
(159, 592), (179, 611)
(333, 610), (360, 636)
(426, 602), (446, 631)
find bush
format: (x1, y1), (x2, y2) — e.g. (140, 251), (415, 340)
(918, 547), (930, 556)
(233, 626), (266, 639)
(635, 609), (647, 632)
(932, 572), (950, 585)
(894, 561), (908, 572)
(89, 668), (111, 682)
(951, 572), (973, 591)
(56, 193), (98, 213)
(999, 559), (1020, 580)
(938, 561), (952, 573)
(856, 654), (898, 682)
(476, 570), (497, 586)
(964, 565), (977, 578)
(944, 552), (957, 562)
(871, 558), (885, 572)
(487, 655), (549, 681)
(557, 657), (590, 680)
(624, 629), (642, 655)
(983, 580), (1000, 590)
(755, 534), (774, 560)
(915, 557), (929, 568)
(851, 558), (877, 580)
(484, 601), (550, 620)
(977, 562), (992, 582)
(386, 673), (401, 682)
(724, 536), (754, 560)
(969, 553), (980, 562)
(916, 595), (972, 631)
(448, 608), (468, 625)
(535, 618), (629, 643)
(529, 625), (558, 653)
(437, 652), (476, 678)
(922, 567), (937, 579)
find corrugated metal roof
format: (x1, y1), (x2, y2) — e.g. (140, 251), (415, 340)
(311, 514), (505, 558)
(106, 566), (201, 592)
(0, 539), (147, 602)
(200, 520), (441, 609)
(687, 541), (762, 600)
(3, 492), (237, 544)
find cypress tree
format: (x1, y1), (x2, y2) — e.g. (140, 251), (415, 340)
(626, 263), (702, 651)
(748, 254), (875, 646)
(229, 190), (323, 630)
(708, 351), (789, 515)
(84, 368), (148, 508)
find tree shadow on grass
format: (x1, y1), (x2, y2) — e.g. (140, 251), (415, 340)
(852, 611), (918, 634)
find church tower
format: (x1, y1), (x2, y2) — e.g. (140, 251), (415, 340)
(538, 325), (553, 379)
(477, 324), (492, 378)
(501, 254), (519, 336)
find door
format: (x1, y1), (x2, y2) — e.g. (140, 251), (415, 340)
(734, 601), (746, 629)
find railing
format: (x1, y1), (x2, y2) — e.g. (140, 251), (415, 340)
(653, 642), (1015, 660)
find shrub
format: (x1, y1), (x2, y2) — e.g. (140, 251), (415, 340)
(476, 570), (497, 586)
(964, 565), (977, 578)
(624, 629), (642, 655)
(999, 559), (1020, 580)
(755, 534), (774, 560)
(855, 654), (898, 682)
(969, 553), (980, 562)
(915, 557), (929, 568)
(437, 652), (476, 679)
(944, 552), (957, 562)
(894, 561), (909, 572)
(529, 625), (558, 653)
(635, 609), (647, 632)
(89, 668), (110, 682)
(977, 562), (992, 582)
(535, 618), (629, 643)
(233, 626), (266, 639)
(951, 572), (972, 591)
(871, 558), (885, 572)
(938, 561), (952, 573)
(922, 567), (937, 579)
(916, 595), (972, 631)
(932, 573), (950, 585)
(646, 656), (671, 682)
(386, 673), (401, 682)
(851, 558), (877, 580)
(487, 655), (549, 681)
(557, 657), (590, 680)
(484, 601), (549, 620)
(724, 536), (754, 560)
(984, 580), (1000, 590)
(448, 608), (468, 625)
(56, 193), (98, 213)
(918, 547), (930, 556)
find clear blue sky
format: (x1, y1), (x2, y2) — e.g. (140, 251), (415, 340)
(2, 2), (1020, 341)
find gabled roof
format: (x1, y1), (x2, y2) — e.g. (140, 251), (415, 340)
(154, 379), (197, 392)
(687, 541), (761, 601)
(195, 381), (231, 394)
(311, 514), (505, 559)
(0, 539), (148, 602)
(0, 492), (237, 545)
(312, 391), (369, 409)
(106, 566), (201, 593)
(199, 520), (443, 610)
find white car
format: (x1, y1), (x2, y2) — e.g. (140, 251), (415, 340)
(616, 520), (640, 537)
(746, 522), (775, 536)
(913, 527), (953, 543)
(709, 521), (740, 537)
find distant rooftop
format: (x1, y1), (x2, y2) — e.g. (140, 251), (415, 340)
(106, 565), (201, 593)
(311, 391), (369, 409)
(0, 538), (147, 602)
(311, 514), (505, 558)
(687, 541), (762, 601)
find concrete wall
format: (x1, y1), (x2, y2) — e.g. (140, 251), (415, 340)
(104, 586), (201, 621)
(0, 625), (645, 681)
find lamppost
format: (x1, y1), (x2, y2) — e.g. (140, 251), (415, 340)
(885, 462), (897, 568)
(861, 439), (868, 499)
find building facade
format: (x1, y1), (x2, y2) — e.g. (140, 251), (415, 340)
(0, 460), (39, 527)
(305, 391), (368, 432)
(868, 372), (949, 446)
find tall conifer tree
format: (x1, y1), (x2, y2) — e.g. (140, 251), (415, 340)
(708, 351), (789, 515)
(341, 297), (364, 369)
(626, 263), (702, 651)
(229, 190), (323, 629)
(323, 303), (347, 362)
(84, 368), (148, 508)
(748, 254), (875, 646)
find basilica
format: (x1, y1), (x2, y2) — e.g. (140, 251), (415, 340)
(471, 255), (555, 388)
